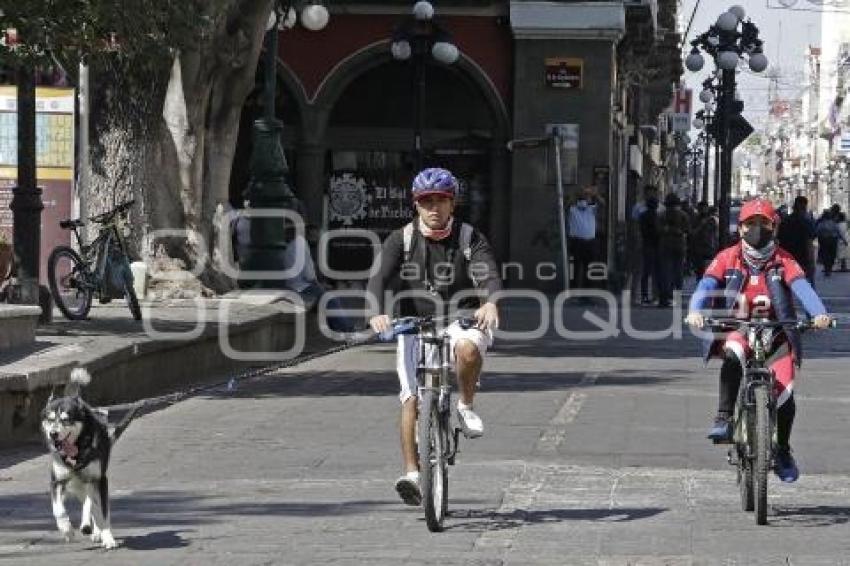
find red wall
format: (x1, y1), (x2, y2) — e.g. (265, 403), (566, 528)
(279, 14), (512, 107)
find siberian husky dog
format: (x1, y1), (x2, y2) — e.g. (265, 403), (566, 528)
(41, 368), (137, 549)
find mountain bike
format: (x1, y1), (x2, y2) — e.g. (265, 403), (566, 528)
(703, 317), (834, 525)
(380, 315), (477, 532)
(48, 200), (142, 321)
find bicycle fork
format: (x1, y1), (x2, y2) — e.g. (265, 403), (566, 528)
(729, 376), (774, 467)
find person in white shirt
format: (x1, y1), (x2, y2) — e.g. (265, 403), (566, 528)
(568, 186), (605, 291)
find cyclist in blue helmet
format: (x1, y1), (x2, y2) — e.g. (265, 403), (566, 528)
(367, 167), (502, 506)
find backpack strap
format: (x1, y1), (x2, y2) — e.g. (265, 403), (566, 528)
(459, 222), (473, 262)
(402, 222), (415, 262)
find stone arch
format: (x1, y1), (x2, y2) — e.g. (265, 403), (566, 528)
(313, 40), (510, 141)
(312, 40), (513, 257)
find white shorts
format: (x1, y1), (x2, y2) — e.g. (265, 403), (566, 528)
(396, 321), (494, 404)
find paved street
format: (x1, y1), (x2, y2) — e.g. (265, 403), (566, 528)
(2, 275), (850, 565)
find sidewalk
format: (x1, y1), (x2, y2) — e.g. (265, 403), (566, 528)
(0, 294), (338, 446)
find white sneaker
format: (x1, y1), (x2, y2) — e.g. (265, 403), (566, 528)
(394, 472), (422, 506)
(457, 402), (484, 438)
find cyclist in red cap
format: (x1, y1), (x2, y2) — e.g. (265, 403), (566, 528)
(685, 198), (833, 482)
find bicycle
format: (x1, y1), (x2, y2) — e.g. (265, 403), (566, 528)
(379, 315), (478, 532)
(48, 200), (142, 321)
(702, 317), (835, 525)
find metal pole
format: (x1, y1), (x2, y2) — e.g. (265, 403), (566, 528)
(264, 19), (277, 123)
(11, 64), (42, 287)
(718, 68), (735, 248)
(77, 62), (90, 245)
(553, 133), (570, 292)
(702, 132), (710, 203)
(713, 132), (720, 206)
(413, 54), (425, 172)
(691, 153), (699, 204)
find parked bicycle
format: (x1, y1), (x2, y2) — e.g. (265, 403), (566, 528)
(48, 200), (142, 321)
(702, 317), (835, 525)
(378, 315), (478, 532)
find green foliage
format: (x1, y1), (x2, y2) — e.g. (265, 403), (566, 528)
(0, 0), (219, 71)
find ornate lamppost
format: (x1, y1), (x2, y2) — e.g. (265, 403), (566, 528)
(390, 1), (459, 172)
(238, 1), (329, 288)
(685, 5), (768, 247)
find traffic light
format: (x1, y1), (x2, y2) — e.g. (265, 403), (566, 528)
(708, 98), (753, 150)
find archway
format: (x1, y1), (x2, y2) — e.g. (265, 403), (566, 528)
(314, 46), (511, 272)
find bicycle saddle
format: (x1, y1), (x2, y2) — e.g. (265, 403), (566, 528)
(59, 219), (85, 229)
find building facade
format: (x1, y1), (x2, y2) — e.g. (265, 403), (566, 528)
(230, 0), (681, 290)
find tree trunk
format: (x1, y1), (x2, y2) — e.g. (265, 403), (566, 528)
(87, 0), (273, 293)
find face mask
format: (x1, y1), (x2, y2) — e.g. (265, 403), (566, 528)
(743, 225), (773, 249)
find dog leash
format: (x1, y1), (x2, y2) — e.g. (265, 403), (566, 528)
(99, 334), (380, 422)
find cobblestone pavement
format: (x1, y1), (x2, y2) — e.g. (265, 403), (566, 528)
(2, 273), (850, 565)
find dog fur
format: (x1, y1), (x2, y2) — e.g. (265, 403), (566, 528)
(41, 368), (137, 549)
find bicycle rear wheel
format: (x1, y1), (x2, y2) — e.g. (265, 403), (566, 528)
(753, 386), (771, 525)
(418, 389), (448, 532)
(47, 246), (92, 320)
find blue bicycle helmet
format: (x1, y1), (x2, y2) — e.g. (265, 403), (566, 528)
(411, 167), (458, 201)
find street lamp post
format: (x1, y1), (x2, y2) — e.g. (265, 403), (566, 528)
(238, 1), (329, 288)
(10, 62), (45, 312)
(391, 1), (459, 172)
(685, 5), (767, 247)
(695, 77), (718, 204)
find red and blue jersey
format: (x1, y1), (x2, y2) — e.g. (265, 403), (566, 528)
(702, 244), (806, 320)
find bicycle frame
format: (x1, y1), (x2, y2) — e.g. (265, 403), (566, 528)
(416, 321), (460, 463)
(69, 214), (130, 295)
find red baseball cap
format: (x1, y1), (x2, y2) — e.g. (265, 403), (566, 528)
(739, 199), (777, 223)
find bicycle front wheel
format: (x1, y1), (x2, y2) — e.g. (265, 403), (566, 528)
(418, 389), (448, 532)
(47, 246), (92, 320)
(753, 386), (771, 525)
(119, 259), (142, 321)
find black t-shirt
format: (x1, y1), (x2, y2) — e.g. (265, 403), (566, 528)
(366, 219), (502, 317)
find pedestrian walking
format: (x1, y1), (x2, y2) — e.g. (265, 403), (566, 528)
(815, 209), (847, 277)
(631, 185), (663, 221)
(777, 196), (817, 287)
(690, 201), (718, 279)
(832, 204), (849, 272)
(657, 193), (689, 307)
(638, 189), (661, 305)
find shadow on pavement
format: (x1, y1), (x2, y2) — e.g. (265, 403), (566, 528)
(0, 491), (487, 533)
(444, 506), (667, 532)
(121, 529), (192, 550)
(772, 505), (850, 527)
(205, 369), (681, 400)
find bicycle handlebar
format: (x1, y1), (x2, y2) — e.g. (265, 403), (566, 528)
(89, 200), (135, 224)
(376, 316), (478, 342)
(686, 317), (837, 332)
